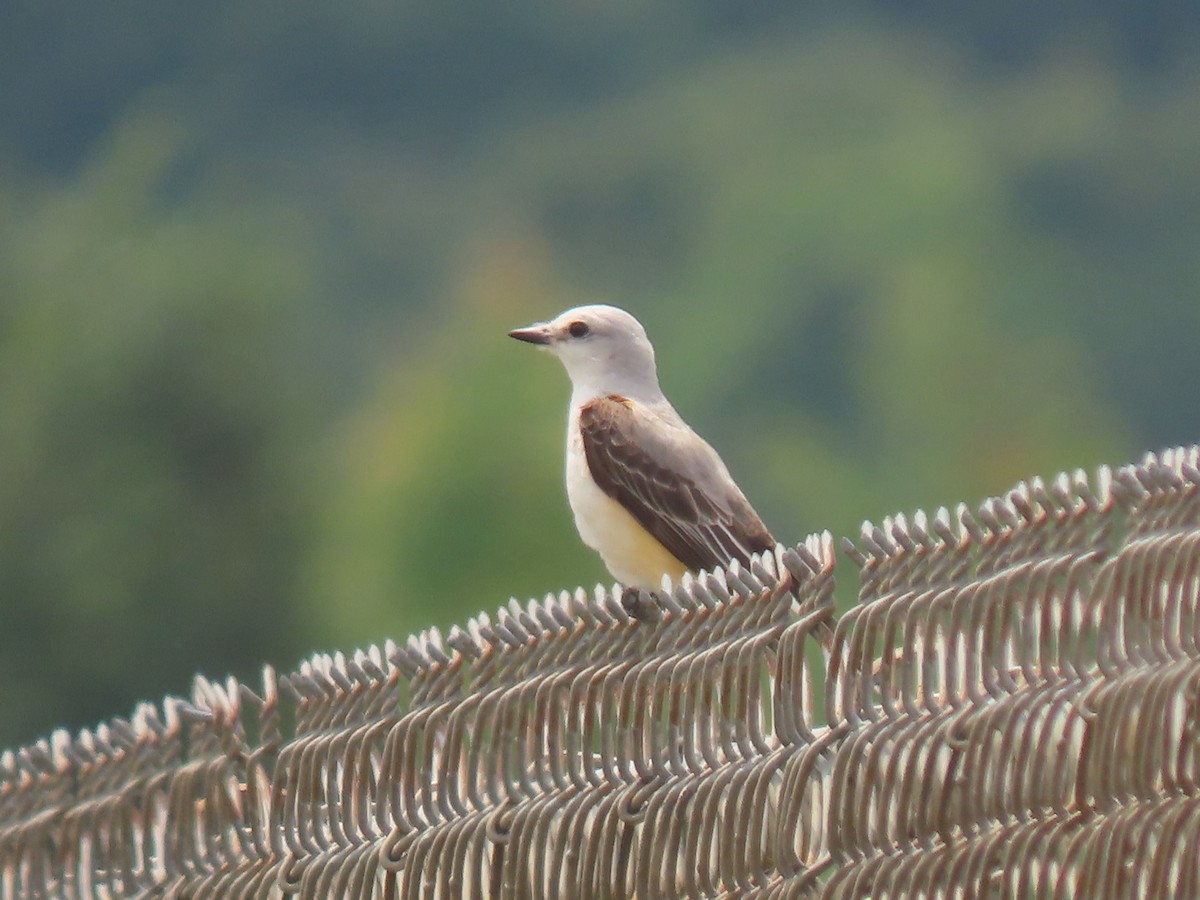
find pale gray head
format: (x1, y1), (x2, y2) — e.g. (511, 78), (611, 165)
(509, 304), (662, 402)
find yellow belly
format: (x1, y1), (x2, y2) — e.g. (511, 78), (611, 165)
(566, 422), (687, 589)
(581, 488), (688, 589)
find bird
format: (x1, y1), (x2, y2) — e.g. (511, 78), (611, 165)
(508, 304), (778, 599)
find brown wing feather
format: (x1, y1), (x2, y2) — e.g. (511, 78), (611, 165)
(579, 396), (774, 573)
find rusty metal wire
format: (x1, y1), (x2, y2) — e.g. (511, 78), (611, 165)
(2, 448), (1199, 898)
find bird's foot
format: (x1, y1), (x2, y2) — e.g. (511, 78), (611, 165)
(621, 587), (663, 623)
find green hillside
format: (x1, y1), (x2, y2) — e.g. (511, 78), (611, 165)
(0, 4), (1196, 747)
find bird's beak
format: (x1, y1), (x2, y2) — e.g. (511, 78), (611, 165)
(508, 323), (552, 346)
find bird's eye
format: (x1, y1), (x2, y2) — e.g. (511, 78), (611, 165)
(568, 320), (590, 338)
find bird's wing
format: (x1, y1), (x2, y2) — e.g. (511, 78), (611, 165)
(578, 395), (775, 573)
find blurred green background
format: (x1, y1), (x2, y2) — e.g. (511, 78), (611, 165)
(1, 3), (1197, 748)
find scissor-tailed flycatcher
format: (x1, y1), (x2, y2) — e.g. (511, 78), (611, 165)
(509, 304), (777, 591)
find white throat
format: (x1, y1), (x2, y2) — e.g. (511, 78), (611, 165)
(565, 366), (665, 409)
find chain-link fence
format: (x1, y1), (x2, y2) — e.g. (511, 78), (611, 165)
(3, 446), (1199, 898)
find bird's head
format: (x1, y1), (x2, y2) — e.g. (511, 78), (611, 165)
(509, 305), (661, 402)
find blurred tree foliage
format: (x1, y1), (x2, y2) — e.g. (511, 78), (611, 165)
(0, 4), (1197, 746)
(0, 108), (326, 742)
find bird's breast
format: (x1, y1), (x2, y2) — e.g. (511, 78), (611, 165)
(565, 410), (686, 589)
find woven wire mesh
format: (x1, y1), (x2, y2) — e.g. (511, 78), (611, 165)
(2, 447), (1199, 898)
